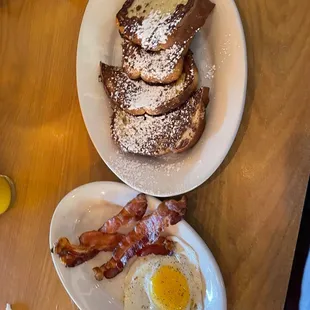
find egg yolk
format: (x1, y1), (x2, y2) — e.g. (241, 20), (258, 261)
(151, 265), (190, 310)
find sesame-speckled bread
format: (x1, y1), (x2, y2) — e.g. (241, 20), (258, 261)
(122, 38), (191, 84)
(111, 87), (209, 156)
(116, 0), (215, 51)
(100, 51), (198, 116)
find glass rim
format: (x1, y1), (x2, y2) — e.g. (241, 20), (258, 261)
(0, 175), (16, 209)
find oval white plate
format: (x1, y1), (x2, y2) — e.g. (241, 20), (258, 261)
(50, 182), (226, 310)
(77, 0), (247, 197)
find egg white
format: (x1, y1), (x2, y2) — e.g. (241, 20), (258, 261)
(123, 236), (204, 310)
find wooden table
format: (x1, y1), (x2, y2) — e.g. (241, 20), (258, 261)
(0, 0), (309, 309)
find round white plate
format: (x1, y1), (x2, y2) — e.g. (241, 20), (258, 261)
(50, 182), (226, 310)
(77, 0), (247, 197)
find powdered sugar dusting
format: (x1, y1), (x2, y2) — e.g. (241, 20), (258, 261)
(218, 33), (232, 67)
(109, 150), (188, 194)
(135, 10), (181, 50)
(110, 71), (186, 110)
(123, 40), (188, 82)
(111, 90), (204, 156)
(189, 30), (216, 86)
(205, 64), (216, 80)
(112, 104), (192, 155)
(103, 53), (196, 113)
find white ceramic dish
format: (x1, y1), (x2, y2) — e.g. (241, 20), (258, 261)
(77, 0), (247, 197)
(50, 182), (226, 310)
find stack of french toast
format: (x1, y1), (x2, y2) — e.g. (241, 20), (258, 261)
(100, 0), (215, 156)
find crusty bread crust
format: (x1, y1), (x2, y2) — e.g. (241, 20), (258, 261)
(100, 51), (198, 116)
(111, 87), (209, 156)
(173, 87), (209, 153)
(122, 39), (191, 84)
(116, 0), (215, 51)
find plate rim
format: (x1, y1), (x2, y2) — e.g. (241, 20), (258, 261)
(76, 0), (248, 197)
(49, 181), (227, 310)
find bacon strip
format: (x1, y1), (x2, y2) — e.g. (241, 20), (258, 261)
(79, 232), (174, 256)
(53, 233), (124, 267)
(53, 194), (148, 267)
(79, 231), (124, 248)
(99, 193), (147, 233)
(53, 234), (174, 267)
(136, 237), (175, 257)
(93, 196), (187, 280)
(52, 237), (100, 267)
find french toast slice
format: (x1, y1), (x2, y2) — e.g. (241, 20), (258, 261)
(100, 51), (198, 116)
(111, 87), (209, 156)
(122, 38), (191, 84)
(116, 0), (215, 51)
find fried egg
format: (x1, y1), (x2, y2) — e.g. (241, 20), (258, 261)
(124, 236), (204, 310)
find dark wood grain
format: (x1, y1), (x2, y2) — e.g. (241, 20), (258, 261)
(0, 0), (310, 309)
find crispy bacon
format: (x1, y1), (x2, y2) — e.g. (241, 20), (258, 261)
(99, 193), (147, 233)
(136, 237), (175, 257)
(53, 194), (147, 267)
(53, 233), (124, 267)
(53, 237), (99, 267)
(79, 232), (174, 256)
(79, 231), (123, 248)
(93, 196), (187, 280)
(53, 235), (174, 267)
